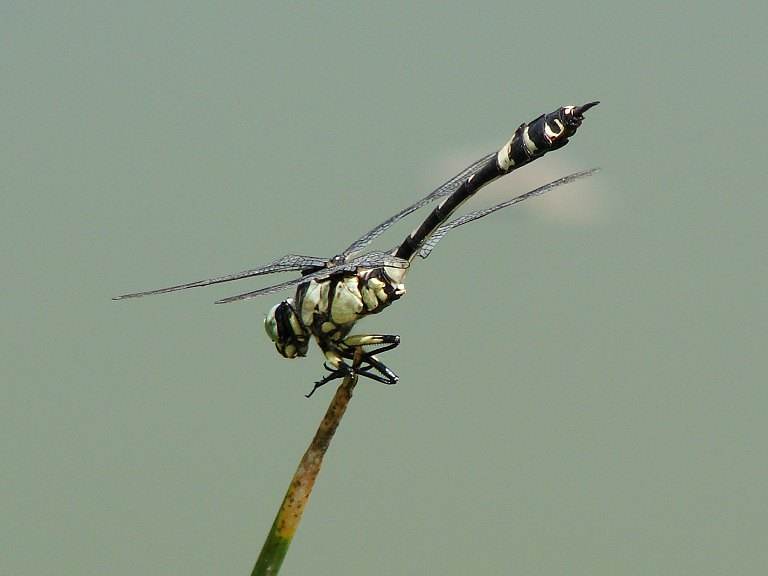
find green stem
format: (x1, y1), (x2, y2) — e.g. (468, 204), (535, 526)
(252, 349), (363, 575)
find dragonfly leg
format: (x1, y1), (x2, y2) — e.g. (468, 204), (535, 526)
(306, 335), (401, 397)
(306, 362), (350, 398)
(342, 334), (400, 355)
(356, 358), (399, 385)
(342, 334), (400, 385)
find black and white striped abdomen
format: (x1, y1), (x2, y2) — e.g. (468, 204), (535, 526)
(496, 104), (595, 172)
(393, 102), (598, 263)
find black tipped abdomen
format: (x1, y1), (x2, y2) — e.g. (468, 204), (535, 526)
(394, 102), (598, 262)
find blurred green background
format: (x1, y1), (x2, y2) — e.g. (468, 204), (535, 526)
(3, 2), (766, 574)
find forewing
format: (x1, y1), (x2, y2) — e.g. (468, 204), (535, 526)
(418, 169), (600, 259)
(339, 151), (496, 259)
(216, 263), (355, 303)
(214, 251), (408, 304)
(113, 254), (328, 300)
(350, 251), (410, 269)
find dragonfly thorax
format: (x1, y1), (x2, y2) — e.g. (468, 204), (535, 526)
(264, 268), (406, 363)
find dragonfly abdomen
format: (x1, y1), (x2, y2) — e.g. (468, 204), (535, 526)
(394, 103), (598, 263)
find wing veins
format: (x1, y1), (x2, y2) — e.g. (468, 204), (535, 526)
(339, 152), (496, 258)
(418, 169), (600, 259)
(113, 254), (327, 300)
(216, 251), (409, 303)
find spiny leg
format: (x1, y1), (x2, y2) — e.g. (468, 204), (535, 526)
(306, 334), (401, 397)
(342, 334), (400, 355)
(357, 359), (398, 385)
(343, 334), (400, 385)
(305, 362), (350, 398)
(310, 353), (397, 392)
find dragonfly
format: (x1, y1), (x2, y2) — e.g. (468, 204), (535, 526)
(115, 102), (599, 396)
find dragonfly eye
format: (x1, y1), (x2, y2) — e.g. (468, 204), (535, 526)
(264, 303), (281, 343)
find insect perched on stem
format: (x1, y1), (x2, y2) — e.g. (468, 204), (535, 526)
(116, 102), (599, 396)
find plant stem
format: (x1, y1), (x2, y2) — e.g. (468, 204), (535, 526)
(252, 348), (363, 575)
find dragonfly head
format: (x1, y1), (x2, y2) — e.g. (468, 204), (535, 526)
(264, 299), (309, 359)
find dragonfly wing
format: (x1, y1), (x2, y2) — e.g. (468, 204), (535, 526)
(215, 251), (409, 304)
(113, 254), (328, 300)
(418, 169), (600, 259)
(350, 251), (410, 269)
(215, 263), (358, 303)
(339, 152), (497, 259)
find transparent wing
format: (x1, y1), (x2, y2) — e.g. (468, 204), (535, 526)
(339, 151), (497, 259)
(215, 251), (409, 304)
(418, 168), (600, 259)
(113, 254), (328, 300)
(215, 266), (353, 303)
(351, 251), (409, 269)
